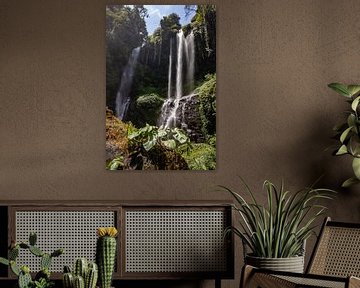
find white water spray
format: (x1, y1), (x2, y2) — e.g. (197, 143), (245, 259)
(116, 46), (140, 119)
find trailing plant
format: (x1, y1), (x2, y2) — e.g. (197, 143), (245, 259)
(221, 179), (335, 258)
(62, 258), (98, 288)
(0, 232), (63, 288)
(96, 227), (118, 288)
(328, 82), (360, 187)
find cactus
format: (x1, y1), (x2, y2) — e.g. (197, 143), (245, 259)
(96, 227), (118, 288)
(29, 245), (44, 257)
(74, 258), (88, 279)
(0, 232), (64, 288)
(18, 270), (32, 288)
(9, 246), (19, 260)
(63, 272), (74, 288)
(74, 275), (85, 288)
(29, 232), (37, 246)
(63, 260), (98, 288)
(40, 253), (52, 270)
(85, 263), (98, 288)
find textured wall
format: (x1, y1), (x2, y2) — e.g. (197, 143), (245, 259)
(1, 0), (360, 287)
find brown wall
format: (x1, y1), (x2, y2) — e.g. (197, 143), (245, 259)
(1, 0), (360, 287)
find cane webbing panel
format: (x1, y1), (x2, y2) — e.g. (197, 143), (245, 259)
(15, 211), (115, 272)
(125, 210), (227, 273)
(309, 226), (360, 277)
(277, 275), (345, 288)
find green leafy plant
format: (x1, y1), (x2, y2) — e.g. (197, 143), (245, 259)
(107, 155), (124, 170)
(128, 124), (192, 152)
(221, 179), (334, 258)
(328, 82), (360, 187)
(0, 232), (63, 288)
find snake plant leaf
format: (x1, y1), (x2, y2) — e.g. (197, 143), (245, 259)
(340, 127), (353, 143)
(352, 157), (360, 179)
(342, 177), (360, 188)
(328, 83), (351, 97)
(336, 145), (348, 155)
(347, 85), (360, 97)
(351, 96), (360, 111)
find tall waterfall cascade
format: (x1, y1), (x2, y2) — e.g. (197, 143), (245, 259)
(185, 31), (195, 91)
(167, 39), (173, 99)
(115, 46), (141, 120)
(159, 30), (201, 140)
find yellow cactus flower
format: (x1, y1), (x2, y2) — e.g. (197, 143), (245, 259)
(97, 227), (118, 237)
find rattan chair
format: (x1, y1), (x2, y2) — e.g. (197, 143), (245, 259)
(241, 217), (360, 288)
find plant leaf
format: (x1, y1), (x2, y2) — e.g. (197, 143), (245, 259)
(340, 126), (353, 143)
(347, 85), (360, 97)
(352, 157), (360, 179)
(342, 177), (360, 188)
(336, 145), (348, 155)
(328, 83), (351, 97)
(352, 96), (360, 111)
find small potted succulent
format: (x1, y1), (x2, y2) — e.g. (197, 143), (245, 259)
(328, 82), (360, 187)
(221, 179), (334, 273)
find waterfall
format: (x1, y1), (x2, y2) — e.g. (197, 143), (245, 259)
(167, 39), (173, 99)
(115, 46), (140, 120)
(176, 30), (185, 99)
(158, 30), (199, 140)
(185, 31), (195, 91)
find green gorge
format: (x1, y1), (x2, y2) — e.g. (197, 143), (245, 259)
(106, 5), (216, 170)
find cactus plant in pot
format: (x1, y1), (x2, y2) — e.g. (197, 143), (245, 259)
(221, 179), (334, 273)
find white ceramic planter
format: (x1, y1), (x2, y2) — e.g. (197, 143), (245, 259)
(245, 254), (305, 273)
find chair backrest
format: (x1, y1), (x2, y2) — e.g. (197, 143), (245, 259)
(307, 217), (360, 277)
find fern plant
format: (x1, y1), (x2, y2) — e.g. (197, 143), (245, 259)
(221, 179), (334, 258)
(328, 83), (360, 187)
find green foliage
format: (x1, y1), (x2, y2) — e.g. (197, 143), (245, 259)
(0, 233), (63, 288)
(106, 5), (148, 111)
(197, 74), (216, 137)
(221, 179), (335, 258)
(129, 124), (192, 152)
(180, 142), (216, 170)
(107, 155), (124, 170)
(328, 82), (360, 187)
(32, 278), (54, 288)
(131, 93), (164, 126)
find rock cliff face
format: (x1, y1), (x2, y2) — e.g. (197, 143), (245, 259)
(158, 93), (205, 143)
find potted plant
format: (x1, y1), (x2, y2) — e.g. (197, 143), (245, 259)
(221, 179), (334, 273)
(328, 82), (360, 187)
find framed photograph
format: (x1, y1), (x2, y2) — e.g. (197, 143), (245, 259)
(106, 5), (216, 170)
